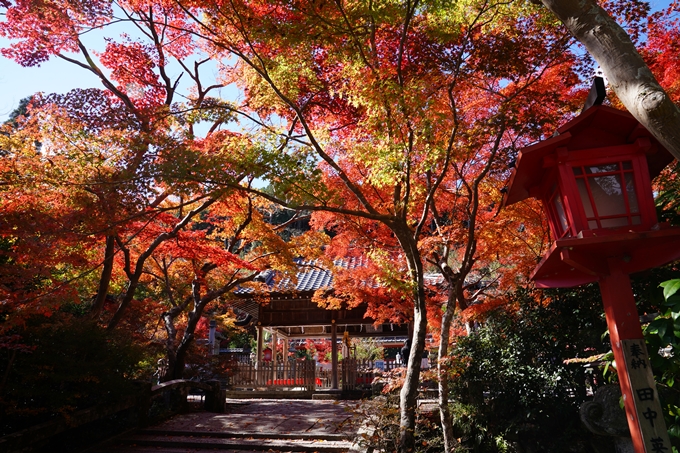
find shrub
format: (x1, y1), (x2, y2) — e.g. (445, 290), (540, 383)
(354, 395), (444, 453)
(0, 314), (150, 435)
(447, 288), (612, 452)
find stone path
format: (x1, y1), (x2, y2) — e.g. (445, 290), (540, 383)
(91, 398), (363, 452)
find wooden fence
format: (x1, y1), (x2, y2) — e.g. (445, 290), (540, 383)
(228, 360), (317, 391)
(227, 358), (401, 391)
(341, 359), (400, 391)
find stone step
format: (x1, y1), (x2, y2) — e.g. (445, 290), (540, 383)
(92, 448), (254, 453)
(90, 399), (361, 453)
(138, 428), (353, 441)
(94, 431), (354, 452)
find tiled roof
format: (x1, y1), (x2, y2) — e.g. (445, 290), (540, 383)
(235, 257), (368, 295)
(229, 298), (262, 318)
(233, 257), (455, 299)
(275, 261), (333, 292)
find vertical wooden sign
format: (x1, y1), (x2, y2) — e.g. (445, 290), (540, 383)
(621, 339), (671, 453)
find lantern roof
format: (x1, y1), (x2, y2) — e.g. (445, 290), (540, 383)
(504, 105), (674, 207)
(531, 228), (680, 288)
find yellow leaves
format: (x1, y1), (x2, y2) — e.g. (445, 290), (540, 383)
(314, 293), (344, 310)
(0, 129), (23, 156)
(232, 62), (291, 116)
(287, 231), (330, 261)
(214, 311), (239, 330)
(425, 0), (536, 35)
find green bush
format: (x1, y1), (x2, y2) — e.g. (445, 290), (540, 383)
(447, 287), (612, 452)
(645, 279), (680, 451)
(0, 314), (150, 435)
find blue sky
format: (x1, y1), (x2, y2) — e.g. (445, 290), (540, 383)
(0, 52), (101, 120)
(0, 0), (673, 122)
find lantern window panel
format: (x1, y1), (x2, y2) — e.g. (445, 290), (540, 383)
(572, 161), (640, 230)
(591, 174), (628, 215)
(624, 173), (639, 214)
(585, 163), (619, 174)
(547, 183), (569, 237)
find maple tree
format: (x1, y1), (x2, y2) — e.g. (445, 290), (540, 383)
(0, 0), (321, 384)
(642, 1), (680, 105)
(0, 1), (587, 449)
(158, 1), (587, 449)
(0, 95), (322, 377)
(133, 195), (326, 381)
(1, 0), (677, 450)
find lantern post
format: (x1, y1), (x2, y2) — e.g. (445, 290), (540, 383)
(503, 100), (680, 453)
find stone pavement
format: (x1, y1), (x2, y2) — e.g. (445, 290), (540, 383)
(91, 398), (364, 452)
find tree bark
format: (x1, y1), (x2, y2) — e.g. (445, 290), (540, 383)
(438, 289), (457, 453)
(161, 307), (182, 382)
(160, 278), (208, 381)
(107, 198), (217, 330)
(435, 252), (469, 453)
(90, 235), (115, 318)
(393, 226), (427, 453)
(159, 271), (259, 381)
(170, 301), (204, 381)
(540, 0), (680, 160)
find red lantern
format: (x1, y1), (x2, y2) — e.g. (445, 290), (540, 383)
(504, 104), (680, 453)
(504, 105), (680, 288)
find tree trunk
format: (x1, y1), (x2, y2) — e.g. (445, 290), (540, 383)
(160, 306), (203, 382)
(399, 293), (426, 453)
(90, 235), (115, 318)
(438, 288), (458, 452)
(394, 227), (427, 453)
(170, 306), (204, 381)
(107, 280), (140, 330)
(107, 198), (217, 330)
(169, 334), (192, 381)
(161, 308), (181, 382)
(540, 0), (680, 160)
(160, 276), (219, 381)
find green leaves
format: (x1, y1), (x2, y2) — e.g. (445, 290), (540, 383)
(642, 278), (680, 449)
(647, 279), (680, 345)
(447, 287), (610, 451)
(662, 279), (680, 301)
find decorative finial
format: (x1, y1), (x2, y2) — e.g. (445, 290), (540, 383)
(581, 76), (607, 114)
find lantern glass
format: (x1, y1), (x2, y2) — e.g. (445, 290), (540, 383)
(548, 183), (569, 237)
(572, 161), (641, 230)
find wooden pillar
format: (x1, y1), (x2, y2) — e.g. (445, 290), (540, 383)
(208, 320), (217, 355)
(272, 330), (278, 382)
(284, 337), (290, 379)
(255, 323), (264, 386)
(256, 324), (264, 362)
(599, 260), (670, 453)
(331, 320), (338, 390)
(256, 324), (263, 386)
